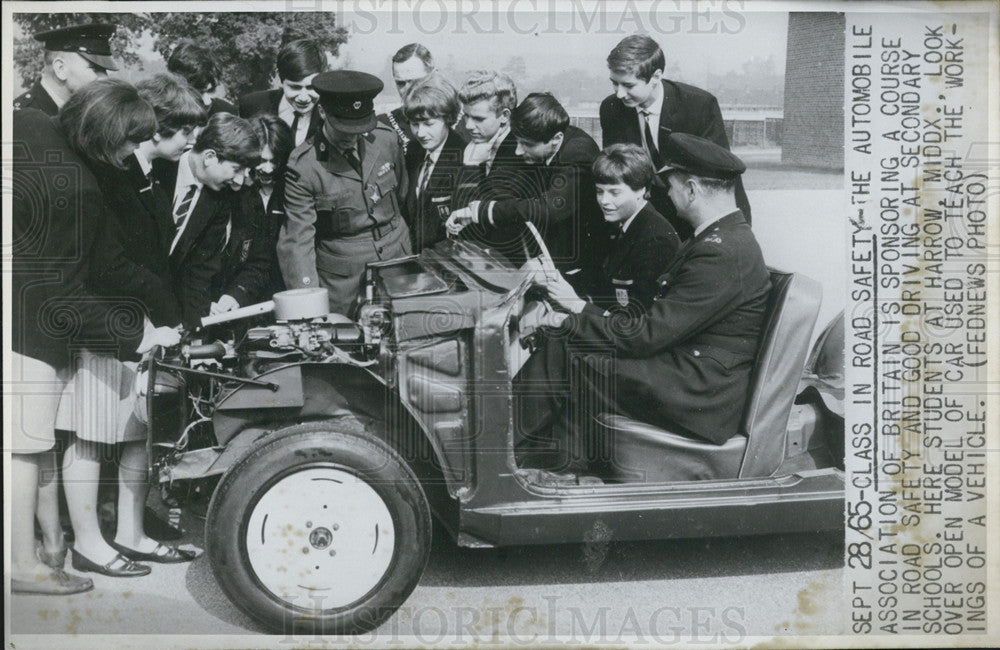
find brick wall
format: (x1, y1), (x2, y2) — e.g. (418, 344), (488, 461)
(782, 12), (845, 169)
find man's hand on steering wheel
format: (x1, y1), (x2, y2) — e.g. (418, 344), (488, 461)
(531, 253), (587, 315)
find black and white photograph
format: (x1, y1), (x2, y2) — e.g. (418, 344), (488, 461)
(2, 1), (996, 647)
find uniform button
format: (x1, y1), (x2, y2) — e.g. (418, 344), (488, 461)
(303, 277), (311, 285)
(693, 350), (701, 357)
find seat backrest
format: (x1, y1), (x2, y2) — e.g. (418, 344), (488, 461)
(738, 270), (822, 478)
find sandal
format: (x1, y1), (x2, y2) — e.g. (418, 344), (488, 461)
(111, 541), (199, 564)
(71, 549), (151, 577)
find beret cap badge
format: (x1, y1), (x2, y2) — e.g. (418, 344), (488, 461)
(312, 70), (384, 134)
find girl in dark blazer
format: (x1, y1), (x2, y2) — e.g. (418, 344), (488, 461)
(94, 73), (208, 328)
(11, 80), (180, 593)
(88, 73), (207, 569)
(210, 114), (293, 313)
(400, 73), (467, 253)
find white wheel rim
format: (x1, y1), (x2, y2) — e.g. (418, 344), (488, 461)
(245, 466), (396, 611)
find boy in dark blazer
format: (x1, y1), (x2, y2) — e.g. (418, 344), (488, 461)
(454, 70), (526, 202)
(515, 134), (769, 471)
(239, 39), (327, 147)
(587, 143), (680, 311)
(447, 93), (603, 284)
(600, 34), (751, 239)
(153, 112), (261, 328)
(211, 114), (293, 313)
(400, 73), (467, 252)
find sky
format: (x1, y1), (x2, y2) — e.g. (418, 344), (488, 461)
(335, 4), (789, 88)
(11, 3), (790, 106)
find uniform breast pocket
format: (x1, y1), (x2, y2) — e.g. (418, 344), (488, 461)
(315, 191), (353, 233)
(374, 173), (399, 208)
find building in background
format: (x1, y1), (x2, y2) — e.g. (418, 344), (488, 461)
(781, 12), (846, 169)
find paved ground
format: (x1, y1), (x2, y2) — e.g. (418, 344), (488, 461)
(9, 504), (845, 642)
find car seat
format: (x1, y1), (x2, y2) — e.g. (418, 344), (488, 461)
(594, 270), (822, 482)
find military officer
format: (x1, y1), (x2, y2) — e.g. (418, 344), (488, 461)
(15, 22), (119, 115)
(278, 70), (412, 316)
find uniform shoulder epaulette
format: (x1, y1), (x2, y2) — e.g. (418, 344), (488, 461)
(287, 140), (313, 164)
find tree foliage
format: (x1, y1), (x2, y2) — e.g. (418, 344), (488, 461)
(13, 12), (347, 100)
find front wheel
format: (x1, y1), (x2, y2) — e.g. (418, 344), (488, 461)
(206, 420), (432, 635)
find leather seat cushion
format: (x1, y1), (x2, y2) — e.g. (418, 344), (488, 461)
(596, 413), (747, 482)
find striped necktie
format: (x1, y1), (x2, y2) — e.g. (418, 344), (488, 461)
(173, 184), (197, 229)
(416, 153), (432, 199)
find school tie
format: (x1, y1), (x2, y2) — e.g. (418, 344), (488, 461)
(290, 111), (304, 146)
(173, 184), (197, 229)
(416, 153), (432, 199)
(640, 110), (663, 168)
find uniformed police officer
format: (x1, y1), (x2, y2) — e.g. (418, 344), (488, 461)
(278, 70), (412, 316)
(515, 133), (771, 472)
(14, 22), (119, 115)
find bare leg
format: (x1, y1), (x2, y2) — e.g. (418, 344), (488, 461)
(62, 436), (118, 565)
(36, 450), (66, 559)
(114, 440), (157, 552)
(11, 453), (51, 578)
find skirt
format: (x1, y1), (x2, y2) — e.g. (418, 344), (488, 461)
(55, 349), (145, 444)
(6, 351), (71, 453)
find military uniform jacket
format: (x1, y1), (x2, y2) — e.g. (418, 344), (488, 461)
(92, 156), (183, 327)
(12, 110), (144, 368)
(213, 184), (285, 307)
(600, 80), (751, 237)
(152, 158), (236, 329)
(278, 123), (412, 315)
(14, 79), (59, 116)
(567, 210), (770, 443)
(476, 125), (602, 279)
(588, 202), (680, 312)
(403, 129), (466, 253)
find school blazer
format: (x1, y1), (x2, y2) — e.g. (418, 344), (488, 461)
(403, 129), (467, 252)
(600, 79), (752, 233)
(152, 158), (236, 329)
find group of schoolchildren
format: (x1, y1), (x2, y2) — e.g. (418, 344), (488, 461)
(11, 22), (769, 596)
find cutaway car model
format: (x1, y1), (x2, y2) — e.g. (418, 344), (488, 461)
(142, 238), (845, 634)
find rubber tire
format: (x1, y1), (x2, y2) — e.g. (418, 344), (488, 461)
(205, 419), (432, 635)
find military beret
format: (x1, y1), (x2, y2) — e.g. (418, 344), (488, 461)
(34, 22), (119, 72)
(313, 70), (383, 134)
(656, 132), (745, 180)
